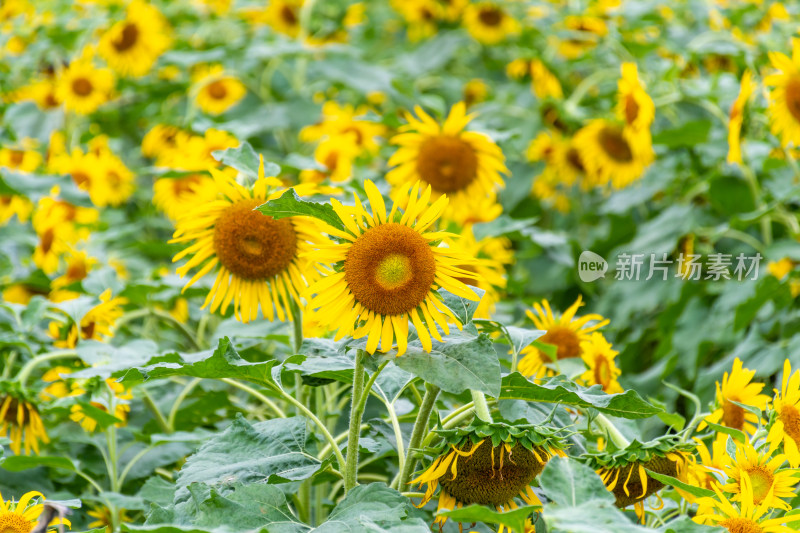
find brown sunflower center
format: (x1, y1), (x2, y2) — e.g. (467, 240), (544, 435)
(40, 228), (55, 254)
(66, 260), (88, 282)
(598, 126), (633, 162)
(72, 78), (93, 97)
(478, 7), (503, 26)
(565, 147), (585, 172)
(344, 223), (436, 316)
(718, 517), (763, 533)
(593, 355), (612, 387)
(81, 320), (96, 339)
(779, 404), (800, 444)
(72, 171), (91, 188)
(745, 465), (774, 505)
(2, 398), (21, 423)
(610, 455), (677, 508)
(207, 80), (228, 100)
(625, 95), (640, 125)
(0, 509), (34, 533)
(785, 77), (800, 123)
(213, 199), (297, 280)
(113, 22), (139, 52)
(722, 399), (745, 431)
(416, 136), (478, 193)
(539, 326), (581, 360)
(439, 441), (547, 506)
(9, 150), (25, 167)
(281, 5), (298, 25)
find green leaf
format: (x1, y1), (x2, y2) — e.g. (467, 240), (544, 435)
(438, 504), (539, 533)
(539, 456), (614, 506)
(644, 469), (714, 499)
(75, 400), (125, 429)
(500, 373), (662, 419)
(658, 517), (725, 533)
(256, 189), (344, 231)
(703, 421), (747, 443)
(315, 483), (429, 533)
(653, 120), (711, 147)
(438, 287), (485, 326)
(212, 142), (280, 178)
(505, 326), (546, 355)
(0, 455), (76, 472)
(708, 176), (755, 215)
(542, 501), (652, 533)
(472, 215), (539, 240)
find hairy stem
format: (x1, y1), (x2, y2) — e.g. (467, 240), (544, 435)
(397, 383), (440, 490)
(344, 350), (367, 493)
(470, 390), (493, 423)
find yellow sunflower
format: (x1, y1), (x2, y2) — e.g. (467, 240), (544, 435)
(0, 194), (32, 225)
(0, 139), (42, 173)
(526, 130), (583, 187)
(391, 0), (442, 42)
(32, 195), (98, 274)
(264, 0), (302, 37)
(578, 332), (623, 394)
(767, 359), (800, 467)
(693, 434), (728, 492)
(702, 358), (769, 436)
(573, 119), (653, 189)
(98, 0), (171, 77)
(50, 249), (96, 301)
(50, 289), (127, 348)
(765, 39), (800, 148)
(721, 440), (797, 510)
(87, 505), (131, 533)
(617, 62), (655, 132)
(0, 393), (49, 455)
(518, 295), (609, 380)
(12, 77), (62, 110)
(57, 50), (115, 115)
(300, 100), (385, 156)
(193, 64), (246, 115)
(300, 136), (359, 183)
(0, 490), (70, 533)
(70, 379), (132, 432)
(462, 2), (520, 45)
(463, 78), (489, 107)
(306, 180), (479, 356)
(530, 59), (563, 100)
(556, 15), (608, 59)
(171, 159), (322, 323)
(141, 124), (187, 161)
(386, 102), (508, 224)
(154, 174), (219, 220)
(728, 70), (756, 165)
(696, 472), (793, 533)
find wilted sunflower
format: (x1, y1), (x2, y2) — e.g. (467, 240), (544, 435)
(193, 64), (246, 116)
(98, 0), (171, 77)
(573, 119), (653, 189)
(588, 437), (694, 522)
(56, 50), (115, 115)
(616, 62), (654, 133)
(462, 2), (520, 45)
(171, 160), (322, 323)
(386, 102), (507, 224)
(721, 440), (797, 510)
(0, 387), (49, 455)
(728, 70), (756, 165)
(306, 180), (479, 355)
(0, 490), (70, 533)
(765, 39), (800, 148)
(412, 422), (567, 530)
(518, 295), (609, 380)
(767, 359), (800, 467)
(702, 358), (769, 436)
(578, 332), (623, 394)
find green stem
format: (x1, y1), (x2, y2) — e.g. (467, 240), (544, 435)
(397, 383), (440, 490)
(167, 378), (203, 431)
(344, 350), (367, 493)
(117, 308), (202, 350)
(17, 350), (79, 387)
(594, 413), (631, 448)
(470, 391), (493, 423)
(141, 388), (170, 434)
(220, 378), (286, 418)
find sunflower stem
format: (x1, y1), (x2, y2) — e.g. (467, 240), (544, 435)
(470, 390), (493, 423)
(141, 387), (171, 434)
(17, 350), (80, 387)
(344, 349), (367, 493)
(594, 413), (630, 449)
(397, 383), (440, 490)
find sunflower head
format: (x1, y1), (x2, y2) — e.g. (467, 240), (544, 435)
(0, 490), (70, 533)
(0, 384), (49, 455)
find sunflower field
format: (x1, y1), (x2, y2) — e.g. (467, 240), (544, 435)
(5, 0), (800, 532)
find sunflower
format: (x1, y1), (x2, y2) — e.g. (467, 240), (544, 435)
(702, 358), (769, 437)
(32, 195), (98, 274)
(153, 174), (218, 220)
(386, 102), (507, 224)
(530, 59), (563, 100)
(300, 136), (359, 183)
(50, 250), (96, 301)
(193, 64), (246, 115)
(721, 440), (797, 510)
(412, 422), (566, 530)
(0, 140), (42, 173)
(526, 130), (583, 187)
(506, 58), (531, 80)
(462, 2), (520, 45)
(98, 0), (171, 77)
(765, 39), (800, 148)
(696, 472), (793, 533)
(617, 63), (655, 133)
(0, 389), (49, 455)
(56, 50), (115, 115)
(70, 378), (132, 432)
(88, 505), (131, 533)
(578, 332), (623, 394)
(0, 490), (70, 533)
(518, 295), (609, 380)
(12, 77), (61, 110)
(306, 180), (479, 355)
(300, 101), (385, 156)
(573, 119), (653, 189)
(171, 159), (322, 323)
(463, 78), (489, 107)
(49, 289), (127, 349)
(767, 359), (800, 467)
(141, 124), (187, 161)
(0, 194), (32, 225)
(728, 70), (756, 165)
(556, 15), (608, 59)
(391, 0), (442, 42)
(264, 0), (302, 37)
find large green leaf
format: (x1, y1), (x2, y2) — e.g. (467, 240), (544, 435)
(314, 483), (429, 533)
(438, 504), (539, 533)
(439, 287), (485, 326)
(0, 455), (76, 472)
(658, 517), (725, 533)
(212, 141), (279, 178)
(500, 373), (662, 419)
(652, 120), (711, 147)
(644, 469), (714, 499)
(256, 189), (344, 231)
(542, 501), (652, 533)
(538, 456), (614, 506)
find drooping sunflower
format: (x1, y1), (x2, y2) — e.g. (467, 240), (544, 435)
(192, 64), (246, 116)
(0, 490), (70, 533)
(767, 359), (800, 467)
(574, 119), (653, 189)
(696, 472), (794, 533)
(0, 387), (49, 455)
(98, 0), (171, 77)
(306, 180), (479, 355)
(171, 159), (322, 323)
(461, 2), (520, 45)
(721, 440), (797, 510)
(578, 332), (623, 394)
(56, 50), (115, 115)
(765, 39), (800, 148)
(386, 102), (507, 224)
(518, 295), (609, 380)
(728, 70), (756, 165)
(616, 62), (655, 133)
(588, 437), (694, 522)
(702, 358), (769, 437)
(412, 422), (567, 530)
